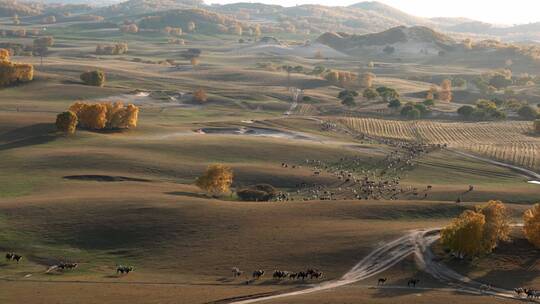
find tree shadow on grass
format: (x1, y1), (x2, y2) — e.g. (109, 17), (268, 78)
(0, 123), (57, 151)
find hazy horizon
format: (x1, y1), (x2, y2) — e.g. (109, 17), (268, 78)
(206, 0), (540, 25)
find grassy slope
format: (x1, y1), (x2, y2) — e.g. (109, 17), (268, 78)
(0, 21), (538, 304)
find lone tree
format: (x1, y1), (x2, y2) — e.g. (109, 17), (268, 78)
(439, 79), (453, 102)
(80, 70), (105, 87)
(33, 36), (54, 65)
(361, 72), (375, 88)
(55, 111), (78, 134)
(196, 164), (233, 196)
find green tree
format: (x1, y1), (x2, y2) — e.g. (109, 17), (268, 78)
(517, 105), (538, 120)
(80, 70), (105, 87)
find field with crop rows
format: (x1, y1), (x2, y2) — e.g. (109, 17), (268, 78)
(339, 117), (540, 171)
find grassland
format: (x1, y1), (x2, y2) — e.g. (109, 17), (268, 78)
(0, 16), (538, 304)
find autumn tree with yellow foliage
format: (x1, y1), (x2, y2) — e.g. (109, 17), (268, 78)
(441, 200), (510, 258)
(361, 72), (376, 88)
(439, 79), (453, 102)
(0, 48), (34, 87)
(476, 200), (510, 252)
(195, 164), (233, 196)
(68, 102), (139, 130)
(523, 204), (540, 248)
(441, 210), (486, 258)
(55, 111), (78, 134)
(193, 89), (208, 103)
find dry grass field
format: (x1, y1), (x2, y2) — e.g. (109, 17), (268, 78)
(0, 10), (539, 304)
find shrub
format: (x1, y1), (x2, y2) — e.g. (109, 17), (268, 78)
(195, 164), (233, 196)
(193, 89), (208, 103)
(237, 184), (277, 201)
(423, 99), (435, 106)
(388, 99), (401, 109)
(120, 24), (138, 33)
(80, 70), (106, 87)
(524, 204), (540, 248)
(55, 111), (78, 134)
(517, 105), (538, 120)
(363, 88), (379, 100)
(457, 105), (475, 118)
(96, 43), (128, 55)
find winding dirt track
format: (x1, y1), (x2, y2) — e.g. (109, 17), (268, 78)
(225, 228), (533, 304)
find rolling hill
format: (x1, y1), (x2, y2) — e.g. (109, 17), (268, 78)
(316, 26), (457, 56)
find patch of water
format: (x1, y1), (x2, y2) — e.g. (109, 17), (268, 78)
(195, 127), (313, 140)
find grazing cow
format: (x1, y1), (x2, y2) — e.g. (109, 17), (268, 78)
(378, 278), (387, 286)
(289, 272), (298, 280)
(252, 270), (265, 280)
(232, 267), (243, 278)
(407, 279), (419, 287)
(5, 253), (14, 261)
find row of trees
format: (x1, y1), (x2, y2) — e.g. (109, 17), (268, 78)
(457, 100), (506, 121)
(0, 48), (33, 87)
(96, 43), (128, 55)
(441, 201), (510, 258)
(441, 201), (540, 258)
(56, 102), (139, 134)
